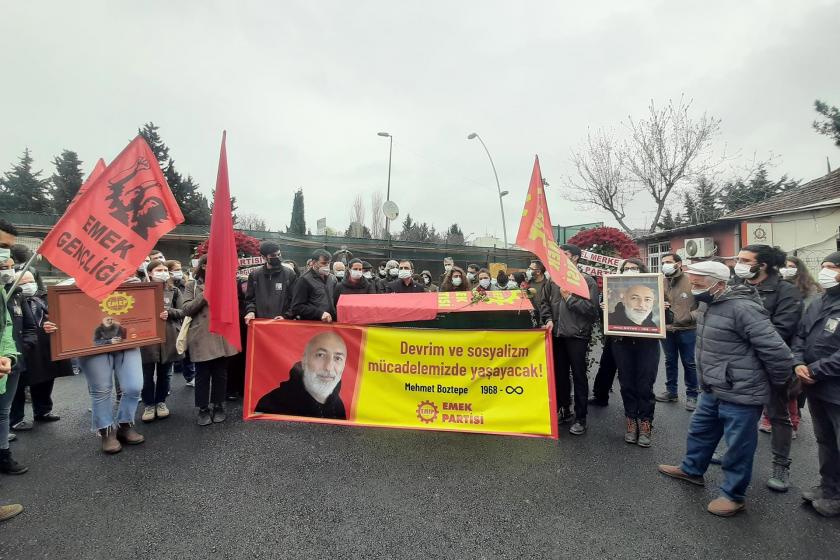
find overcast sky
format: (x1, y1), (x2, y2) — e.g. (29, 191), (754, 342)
(2, 1), (838, 241)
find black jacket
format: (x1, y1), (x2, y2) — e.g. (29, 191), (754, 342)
(792, 290), (840, 405)
(736, 272), (802, 345)
(21, 295), (73, 385)
(254, 362), (346, 419)
(539, 273), (600, 339)
(291, 269), (338, 321)
(334, 275), (377, 307)
(385, 278), (426, 294)
(245, 265), (294, 319)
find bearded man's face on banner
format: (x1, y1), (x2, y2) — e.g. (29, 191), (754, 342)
(301, 332), (347, 404)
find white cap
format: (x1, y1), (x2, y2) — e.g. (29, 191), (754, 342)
(686, 261), (731, 282)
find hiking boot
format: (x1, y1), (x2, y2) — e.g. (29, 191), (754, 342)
(197, 408), (212, 426)
(99, 428), (122, 454)
(141, 406), (156, 423)
(637, 420), (652, 448)
(707, 497), (745, 517)
(655, 391), (678, 403)
(10, 421), (32, 431)
(758, 414), (772, 433)
(116, 423), (145, 445)
(813, 498), (840, 517)
(624, 417), (638, 444)
(558, 407), (574, 424)
(569, 421), (586, 436)
(156, 403), (170, 419)
(657, 465), (705, 486)
(588, 396), (608, 407)
(0, 504), (23, 522)
(767, 465), (790, 492)
(0, 449), (28, 475)
(212, 404), (227, 424)
(685, 396), (697, 412)
(802, 486), (829, 503)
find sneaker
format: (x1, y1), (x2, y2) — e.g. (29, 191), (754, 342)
(156, 403), (170, 419)
(767, 465), (790, 492)
(803, 486), (829, 503)
(212, 404), (227, 424)
(758, 414), (772, 433)
(707, 497), (745, 517)
(558, 407), (574, 424)
(624, 417), (638, 444)
(197, 408), (212, 426)
(0, 449), (28, 475)
(813, 498), (840, 517)
(569, 421), (586, 436)
(637, 420), (652, 448)
(685, 396), (697, 412)
(141, 406), (156, 423)
(33, 413), (60, 423)
(10, 421), (32, 432)
(588, 396), (608, 407)
(655, 391), (678, 403)
(657, 464), (705, 486)
(792, 429), (797, 440)
(185, 379), (195, 387)
(0, 503), (23, 522)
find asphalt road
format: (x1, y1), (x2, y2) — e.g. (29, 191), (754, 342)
(1, 356), (838, 560)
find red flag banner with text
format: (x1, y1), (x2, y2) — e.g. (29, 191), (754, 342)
(39, 137), (184, 301)
(515, 156), (590, 299)
(66, 158), (107, 213)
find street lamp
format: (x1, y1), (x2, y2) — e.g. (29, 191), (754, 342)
(378, 132), (393, 240)
(467, 132), (508, 249)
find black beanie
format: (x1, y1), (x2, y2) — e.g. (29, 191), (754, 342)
(260, 241), (280, 256)
(823, 251), (840, 267)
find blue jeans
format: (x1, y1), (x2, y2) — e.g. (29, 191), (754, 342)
(680, 393), (763, 502)
(79, 349), (142, 432)
(661, 329), (698, 397)
(0, 369), (20, 450)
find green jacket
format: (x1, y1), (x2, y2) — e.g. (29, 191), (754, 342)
(0, 306), (19, 394)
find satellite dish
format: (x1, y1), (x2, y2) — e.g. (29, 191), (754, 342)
(382, 200), (399, 220)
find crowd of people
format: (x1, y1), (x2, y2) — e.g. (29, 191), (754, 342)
(0, 222), (838, 522)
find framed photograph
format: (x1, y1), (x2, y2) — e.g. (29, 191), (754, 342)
(47, 282), (166, 360)
(602, 273), (666, 339)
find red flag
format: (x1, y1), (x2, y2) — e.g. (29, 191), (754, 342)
(67, 158), (107, 212)
(39, 136), (184, 300)
(516, 156), (590, 299)
(205, 131), (241, 350)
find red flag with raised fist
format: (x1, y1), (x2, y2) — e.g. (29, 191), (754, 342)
(39, 136), (184, 300)
(204, 131), (241, 350)
(515, 156), (590, 299)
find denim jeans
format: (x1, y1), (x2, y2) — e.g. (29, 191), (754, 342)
(79, 349), (143, 432)
(142, 362), (172, 405)
(0, 370), (20, 450)
(680, 392), (763, 502)
(661, 329), (698, 397)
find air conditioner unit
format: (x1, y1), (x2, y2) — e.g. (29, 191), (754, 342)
(683, 237), (715, 258)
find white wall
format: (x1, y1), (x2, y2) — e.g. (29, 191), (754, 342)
(767, 207), (840, 273)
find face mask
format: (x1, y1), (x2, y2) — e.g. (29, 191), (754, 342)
(444, 265), (452, 272)
(389, 268), (398, 277)
(171, 271), (184, 280)
(544, 272), (550, 281)
(318, 266), (331, 276)
(818, 268), (840, 289)
(622, 269), (640, 275)
(452, 277), (462, 287)
(779, 267), (797, 280)
(506, 281), (518, 289)
(526, 269), (533, 280)
(267, 256), (282, 267)
(398, 269), (412, 279)
(20, 282), (38, 297)
(335, 270), (345, 279)
(691, 287), (713, 303)
(467, 272), (476, 281)
(191, 259), (199, 268)
(491, 279), (498, 286)
(379, 268), (386, 277)
(152, 271), (170, 282)
(0, 248), (9, 261)
(423, 276), (430, 285)
(350, 270), (363, 280)
(479, 278), (491, 289)
(363, 271), (373, 279)
(662, 263), (677, 276)
(0, 269), (14, 285)
(734, 262), (758, 279)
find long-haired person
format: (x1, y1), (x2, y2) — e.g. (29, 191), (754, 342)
(440, 266), (471, 292)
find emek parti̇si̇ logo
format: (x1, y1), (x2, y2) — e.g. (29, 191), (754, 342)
(99, 291), (135, 316)
(416, 400), (438, 424)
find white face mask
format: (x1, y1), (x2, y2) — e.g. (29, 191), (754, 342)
(389, 268), (399, 277)
(0, 269), (15, 285)
(444, 264), (452, 272)
(506, 281), (518, 289)
(0, 248), (10, 261)
(479, 278), (491, 289)
(318, 266), (331, 276)
(467, 272), (476, 281)
(171, 271), (184, 280)
(779, 267), (797, 280)
(334, 270), (345, 279)
(191, 259), (199, 268)
(350, 270), (363, 280)
(398, 269), (412, 279)
(452, 277), (462, 287)
(661, 263), (677, 276)
(152, 271), (170, 282)
(525, 269), (533, 280)
(818, 268), (839, 289)
(379, 268), (386, 277)
(363, 271), (373, 279)
(20, 282), (38, 297)
(734, 262), (757, 279)
(622, 269), (640, 275)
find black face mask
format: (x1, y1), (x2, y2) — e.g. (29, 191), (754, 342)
(267, 256), (282, 268)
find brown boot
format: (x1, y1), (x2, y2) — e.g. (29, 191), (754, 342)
(624, 417), (638, 444)
(707, 496), (745, 517)
(99, 428), (122, 454)
(116, 423), (145, 445)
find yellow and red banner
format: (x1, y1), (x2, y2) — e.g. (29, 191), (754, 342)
(244, 321), (557, 439)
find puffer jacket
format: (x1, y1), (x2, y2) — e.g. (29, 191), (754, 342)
(141, 284), (185, 365)
(539, 272), (600, 339)
(792, 290), (840, 405)
(182, 279), (239, 363)
(696, 284), (794, 406)
(736, 272), (802, 345)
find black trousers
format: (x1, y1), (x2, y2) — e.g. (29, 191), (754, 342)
(592, 337), (617, 402)
(195, 357), (229, 409)
(10, 378), (54, 425)
(612, 337), (660, 422)
(553, 336), (590, 421)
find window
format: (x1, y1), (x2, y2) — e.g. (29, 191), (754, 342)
(647, 241), (671, 273)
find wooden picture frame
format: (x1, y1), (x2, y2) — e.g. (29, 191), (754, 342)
(602, 273), (667, 339)
(47, 282), (165, 360)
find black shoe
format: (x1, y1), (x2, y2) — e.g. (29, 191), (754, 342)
(558, 407), (574, 424)
(0, 449), (28, 475)
(588, 396), (608, 407)
(212, 404), (227, 424)
(34, 413), (60, 423)
(197, 408), (212, 426)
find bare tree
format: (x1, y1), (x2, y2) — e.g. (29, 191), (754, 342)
(565, 129), (634, 233)
(624, 97), (722, 232)
(237, 212), (268, 231)
(369, 191), (384, 239)
(350, 194), (366, 230)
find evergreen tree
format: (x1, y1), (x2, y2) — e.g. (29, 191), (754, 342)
(50, 150), (84, 214)
(0, 149), (51, 212)
(344, 223), (372, 238)
(657, 208), (680, 230)
(681, 177), (721, 225)
(181, 176), (211, 224)
(210, 188), (238, 224)
(138, 122), (169, 167)
(446, 223), (465, 245)
(288, 188), (306, 234)
(720, 165), (799, 214)
(813, 100), (840, 148)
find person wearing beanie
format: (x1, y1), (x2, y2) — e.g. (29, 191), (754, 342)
(793, 251), (840, 517)
(244, 240), (294, 323)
